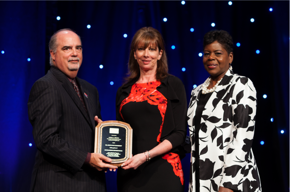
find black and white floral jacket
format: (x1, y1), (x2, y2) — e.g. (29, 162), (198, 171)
(187, 69), (262, 192)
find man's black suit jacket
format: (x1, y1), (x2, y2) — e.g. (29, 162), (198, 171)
(28, 66), (106, 192)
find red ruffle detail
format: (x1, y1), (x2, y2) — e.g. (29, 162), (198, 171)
(119, 81), (167, 142)
(162, 153), (184, 185)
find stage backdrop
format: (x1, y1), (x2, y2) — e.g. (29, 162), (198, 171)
(0, 1), (289, 192)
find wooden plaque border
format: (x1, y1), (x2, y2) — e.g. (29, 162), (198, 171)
(94, 120), (132, 167)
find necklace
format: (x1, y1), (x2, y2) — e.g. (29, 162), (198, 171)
(201, 77), (223, 94)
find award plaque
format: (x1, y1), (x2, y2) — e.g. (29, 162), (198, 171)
(94, 120), (133, 166)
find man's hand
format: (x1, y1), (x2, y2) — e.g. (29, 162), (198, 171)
(89, 153), (117, 171)
(92, 116), (118, 172)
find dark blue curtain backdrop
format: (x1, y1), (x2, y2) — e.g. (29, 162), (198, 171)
(0, 1), (289, 192)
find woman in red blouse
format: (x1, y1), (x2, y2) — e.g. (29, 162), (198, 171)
(116, 27), (188, 192)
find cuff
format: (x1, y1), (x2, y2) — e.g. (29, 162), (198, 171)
(84, 153), (91, 164)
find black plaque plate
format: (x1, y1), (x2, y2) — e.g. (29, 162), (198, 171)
(94, 120), (132, 166)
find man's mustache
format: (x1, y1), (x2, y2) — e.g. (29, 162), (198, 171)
(68, 58), (80, 62)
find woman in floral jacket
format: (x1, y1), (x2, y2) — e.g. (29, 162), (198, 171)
(187, 30), (262, 192)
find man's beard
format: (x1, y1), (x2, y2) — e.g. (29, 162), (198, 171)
(68, 58), (80, 71)
(68, 63), (80, 71)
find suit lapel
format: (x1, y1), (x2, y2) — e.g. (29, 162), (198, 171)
(50, 67), (92, 128)
(78, 81), (95, 128)
(187, 85), (202, 127)
(200, 69), (235, 124)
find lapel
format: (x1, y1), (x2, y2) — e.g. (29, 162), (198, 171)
(199, 69), (236, 125)
(116, 78), (136, 108)
(77, 79), (95, 128)
(187, 84), (202, 127)
(157, 75), (179, 103)
(50, 67), (92, 128)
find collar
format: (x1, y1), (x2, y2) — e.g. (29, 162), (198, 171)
(50, 66), (81, 85)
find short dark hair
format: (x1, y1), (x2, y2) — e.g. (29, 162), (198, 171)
(125, 27), (168, 83)
(203, 30), (233, 54)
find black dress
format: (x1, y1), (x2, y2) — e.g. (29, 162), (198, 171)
(193, 91), (212, 192)
(117, 81), (184, 192)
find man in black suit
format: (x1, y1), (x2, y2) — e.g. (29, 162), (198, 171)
(28, 28), (117, 192)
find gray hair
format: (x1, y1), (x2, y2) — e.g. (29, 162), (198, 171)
(49, 28), (81, 66)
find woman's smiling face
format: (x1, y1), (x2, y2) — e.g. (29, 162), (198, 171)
(134, 41), (162, 72)
(203, 40), (233, 80)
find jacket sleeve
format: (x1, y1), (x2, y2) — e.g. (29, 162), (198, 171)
(220, 77), (257, 189)
(163, 77), (188, 149)
(28, 80), (88, 173)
